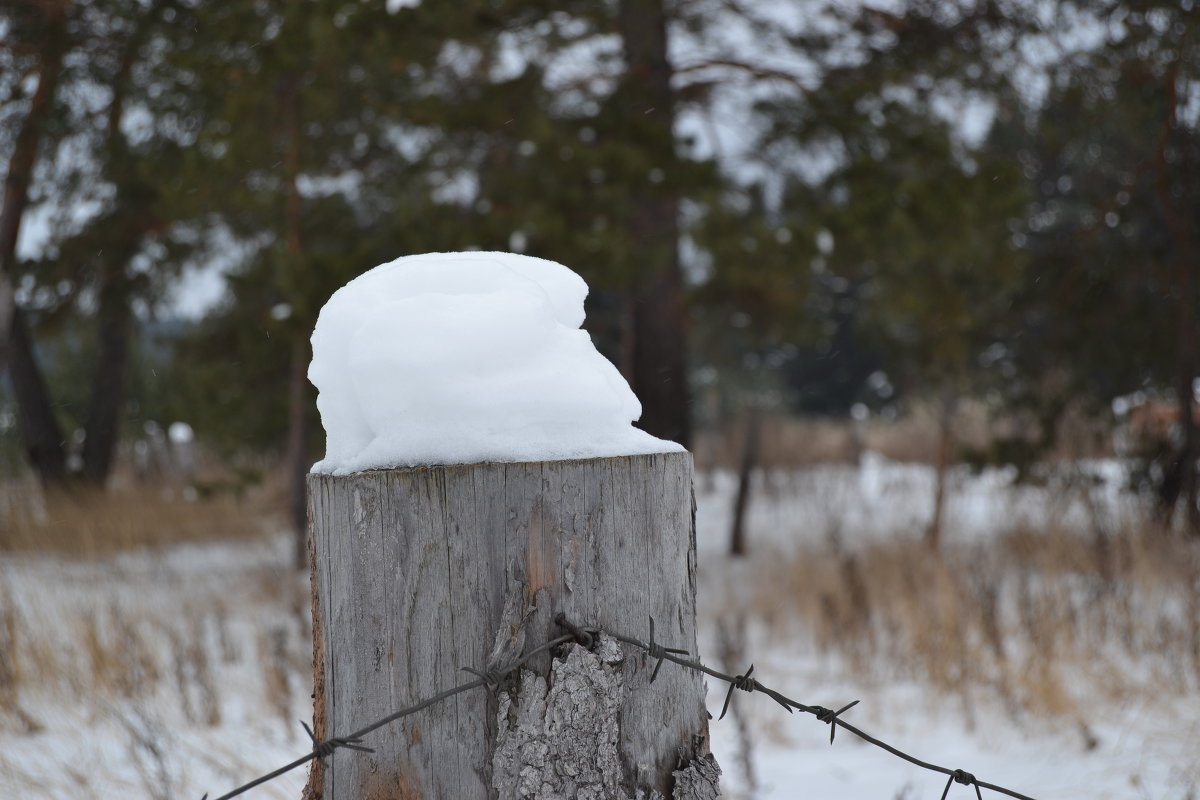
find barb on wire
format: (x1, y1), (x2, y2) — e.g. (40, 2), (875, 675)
(719, 664), (759, 720)
(645, 615), (689, 683)
(813, 699), (860, 743)
(942, 769), (984, 800)
(301, 720), (372, 760)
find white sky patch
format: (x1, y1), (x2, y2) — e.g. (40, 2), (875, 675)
(383, 123), (439, 162)
(120, 102), (156, 147)
(165, 264), (227, 320)
(1177, 77), (1200, 129)
(296, 171), (361, 199)
(16, 193), (109, 261)
(491, 29), (533, 83)
(14, 203), (55, 261)
(435, 39), (483, 82)
(930, 91), (997, 149)
(308, 251), (683, 473)
(385, 0), (421, 12)
(678, 229), (714, 286)
(429, 169), (479, 206)
(158, 224), (259, 321)
(541, 32), (624, 106)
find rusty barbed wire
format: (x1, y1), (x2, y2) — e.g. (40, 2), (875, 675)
(202, 613), (1039, 800)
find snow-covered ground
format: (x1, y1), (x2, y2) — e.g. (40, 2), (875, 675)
(0, 454), (1194, 799)
(0, 536), (312, 799)
(693, 456), (1197, 800)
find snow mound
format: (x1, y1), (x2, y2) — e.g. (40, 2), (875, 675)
(308, 251), (683, 474)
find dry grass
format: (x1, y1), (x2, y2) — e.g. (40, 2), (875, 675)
(0, 587), (43, 735)
(79, 606), (162, 699)
(0, 480), (279, 557)
(695, 401), (1115, 470)
(0, 468), (308, 746)
(742, 522), (1200, 721)
(0, 563), (310, 738)
(0, 459), (312, 796)
(695, 415), (862, 470)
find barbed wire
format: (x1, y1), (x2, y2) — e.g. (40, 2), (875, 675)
(202, 612), (1039, 800)
(590, 613), (1035, 800)
(200, 632), (575, 800)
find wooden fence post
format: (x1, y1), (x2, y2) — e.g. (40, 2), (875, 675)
(303, 451), (718, 800)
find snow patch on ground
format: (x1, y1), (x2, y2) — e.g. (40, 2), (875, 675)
(694, 453), (1144, 555)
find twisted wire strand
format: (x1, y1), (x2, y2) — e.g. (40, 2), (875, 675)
(202, 616), (1038, 800)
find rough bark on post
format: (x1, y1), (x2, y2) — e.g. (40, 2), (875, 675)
(304, 451), (718, 800)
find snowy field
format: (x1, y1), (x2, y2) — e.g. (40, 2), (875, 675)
(1, 454), (1197, 799)
(695, 457), (1197, 800)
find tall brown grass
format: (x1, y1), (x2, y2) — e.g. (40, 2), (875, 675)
(0, 481), (276, 556)
(0, 574), (310, 739)
(739, 522), (1200, 722)
(0, 468), (306, 752)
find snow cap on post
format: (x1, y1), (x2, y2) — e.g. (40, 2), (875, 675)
(308, 251), (683, 474)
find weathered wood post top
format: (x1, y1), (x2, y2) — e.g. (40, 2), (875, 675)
(303, 252), (719, 800)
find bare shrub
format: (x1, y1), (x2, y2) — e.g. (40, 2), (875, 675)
(260, 624), (294, 736)
(167, 613), (221, 727)
(116, 706), (178, 800)
(0, 585), (42, 734)
(79, 605), (161, 699)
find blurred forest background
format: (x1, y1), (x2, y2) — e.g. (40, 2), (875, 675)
(1, 0), (1198, 547)
(3, 3), (1200, 796)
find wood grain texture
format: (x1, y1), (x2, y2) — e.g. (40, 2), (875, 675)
(307, 452), (714, 799)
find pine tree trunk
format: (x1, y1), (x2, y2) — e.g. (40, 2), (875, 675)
(617, 0), (691, 450)
(287, 335), (310, 568)
(1156, 64), (1198, 534)
(0, 0), (69, 341)
(0, 0), (70, 487)
(1175, 335), (1197, 534)
(283, 73), (311, 567)
(7, 312), (67, 486)
(304, 453), (719, 799)
(729, 406), (762, 557)
(1171, 158), (1198, 533)
(926, 389), (957, 552)
(78, 0), (170, 488)
(81, 260), (132, 486)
